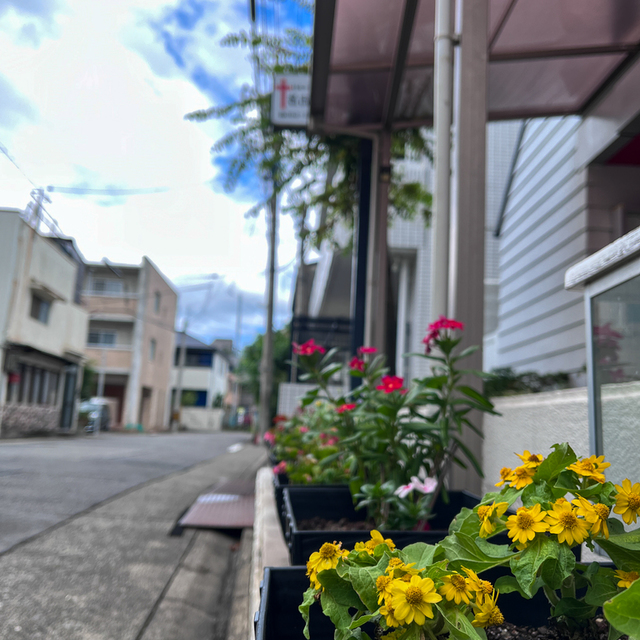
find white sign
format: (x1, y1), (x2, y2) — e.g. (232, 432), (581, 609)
(271, 73), (310, 128)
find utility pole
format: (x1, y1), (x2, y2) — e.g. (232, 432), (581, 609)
(258, 189), (277, 439)
(171, 319), (188, 431)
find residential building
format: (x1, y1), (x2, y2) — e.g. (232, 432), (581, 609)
(83, 258), (177, 430)
(0, 208), (88, 437)
(170, 332), (230, 430)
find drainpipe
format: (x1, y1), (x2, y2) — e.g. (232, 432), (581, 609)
(431, 0), (455, 320)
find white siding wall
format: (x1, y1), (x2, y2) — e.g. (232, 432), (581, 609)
(496, 117), (588, 375)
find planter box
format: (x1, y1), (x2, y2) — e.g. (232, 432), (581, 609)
(255, 567), (553, 640)
(273, 474), (348, 535)
(283, 485), (481, 565)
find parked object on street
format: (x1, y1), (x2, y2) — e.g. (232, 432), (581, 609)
(79, 398), (111, 432)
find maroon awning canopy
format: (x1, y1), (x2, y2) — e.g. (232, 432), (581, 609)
(311, 0), (640, 130)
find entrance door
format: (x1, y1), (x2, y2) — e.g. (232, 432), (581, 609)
(59, 367), (77, 431)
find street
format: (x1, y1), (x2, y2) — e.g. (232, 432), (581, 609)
(0, 431), (249, 553)
(0, 431), (265, 639)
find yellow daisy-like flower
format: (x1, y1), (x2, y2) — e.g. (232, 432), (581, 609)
(376, 574), (394, 604)
(571, 496), (610, 539)
(508, 465), (536, 490)
(472, 590), (505, 628)
(614, 479), (640, 525)
(495, 467), (512, 487)
(439, 572), (473, 605)
(363, 530), (396, 554)
(379, 602), (402, 628)
(385, 559), (420, 580)
(306, 542), (346, 589)
(462, 566), (495, 604)
(516, 450), (544, 468)
(545, 500), (589, 546)
(615, 569), (639, 589)
(506, 503), (548, 546)
(390, 575), (442, 625)
(476, 501), (509, 538)
(567, 455), (611, 484)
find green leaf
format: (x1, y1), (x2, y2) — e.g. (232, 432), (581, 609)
(539, 543), (576, 590)
(552, 597), (597, 621)
(437, 603), (486, 640)
(399, 543), (438, 569)
(607, 519), (626, 536)
(597, 530), (640, 572)
(494, 575), (532, 598)
(349, 613), (378, 630)
(447, 507), (479, 537)
(317, 569), (364, 609)
(320, 589), (354, 631)
(534, 443), (577, 482)
(458, 385), (495, 411)
(510, 536), (563, 598)
(605, 579), (640, 640)
(584, 567), (618, 607)
(348, 558), (387, 612)
(299, 586), (317, 640)
(441, 532), (514, 573)
(521, 482), (555, 507)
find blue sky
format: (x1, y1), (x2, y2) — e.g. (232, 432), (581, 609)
(0, 0), (308, 347)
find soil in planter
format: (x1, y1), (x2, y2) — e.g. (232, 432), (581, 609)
(297, 517), (374, 531)
(485, 617), (626, 640)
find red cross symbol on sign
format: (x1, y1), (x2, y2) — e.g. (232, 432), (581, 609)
(275, 78), (291, 109)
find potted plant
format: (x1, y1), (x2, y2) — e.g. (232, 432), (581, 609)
(285, 443), (640, 640)
(278, 318), (499, 563)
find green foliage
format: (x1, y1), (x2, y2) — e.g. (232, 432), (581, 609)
(181, 390), (198, 407)
(484, 367), (572, 397)
(604, 579), (640, 639)
(80, 362), (97, 400)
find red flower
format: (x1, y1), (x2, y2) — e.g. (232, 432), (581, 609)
(336, 403), (357, 413)
(349, 356), (365, 371)
(272, 461), (287, 475)
(326, 436), (339, 446)
(358, 346), (377, 355)
(422, 316), (464, 353)
(292, 339), (326, 356)
(376, 375), (405, 394)
(273, 414), (287, 424)
(263, 432), (276, 445)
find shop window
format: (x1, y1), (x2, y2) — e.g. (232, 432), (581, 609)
(30, 294), (50, 324)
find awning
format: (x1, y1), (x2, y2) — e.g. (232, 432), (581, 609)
(311, 0), (640, 130)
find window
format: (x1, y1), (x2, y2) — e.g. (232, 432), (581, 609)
(154, 292), (161, 314)
(30, 294), (50, 324)
(184, 350), (213, 367)
(92, 279), (123, 295)
(150, 338), (156, 361)
(87, 331), (117, 346)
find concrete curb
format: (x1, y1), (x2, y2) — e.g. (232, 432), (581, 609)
(250, 466), (290, 637)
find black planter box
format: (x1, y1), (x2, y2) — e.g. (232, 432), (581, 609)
(255, 567), (553, 640)
(283, 485), (481, 565)
(273, 474), (349, 535)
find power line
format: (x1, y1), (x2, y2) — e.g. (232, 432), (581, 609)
(0, 140), (38, 188)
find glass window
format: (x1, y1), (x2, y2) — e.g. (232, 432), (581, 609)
(30, 368), (42, 404)
(48, 372), (59, 405)
(30, 295), (50, 324)
(92, 279), (123, 295)
(154, 292), (161, 314)
(591, 273), (640, 483)
(150, 338), (156, 361)
(88, 331), (117, 346)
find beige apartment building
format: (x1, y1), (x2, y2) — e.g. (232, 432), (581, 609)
(83, 258), (177, 430)
(0, 208), (88, 437)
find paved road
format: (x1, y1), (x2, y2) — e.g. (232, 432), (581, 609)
(0, 431), (250, 553)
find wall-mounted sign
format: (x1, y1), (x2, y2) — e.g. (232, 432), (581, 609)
(271, 74), (310, 128)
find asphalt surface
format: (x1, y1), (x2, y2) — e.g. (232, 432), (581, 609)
(0, 432), (266, 640)
(0, 431), (250, 553)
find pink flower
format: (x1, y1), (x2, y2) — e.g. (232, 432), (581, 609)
(273, 461), (287, 474)
(326, 436), (339, 446)
(422, 316), (464, 353)
(336, 403), (357, 413)
(349, 356), (365, 372)
(263, 432), (276, 445)
(358, 346), (377, 355)
(292, 339), (326, 356)
(376, 375), (404, 394)
(394, 476), (437, 498)
(298, 426), (309, 433)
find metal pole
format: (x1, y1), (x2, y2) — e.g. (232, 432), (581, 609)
(259, 190), (277, 439)
(171, 319), (188, 431)
(431, 0), (455, 320)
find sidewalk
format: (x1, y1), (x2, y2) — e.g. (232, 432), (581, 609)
(0, 443), (266, 640)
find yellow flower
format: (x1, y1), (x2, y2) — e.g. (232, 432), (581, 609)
(614, 479), (640, 525)
(572, 496), (610, 539)
(506, 503), (548, 546)
(495, 467), (512, 487)
(472, 590), (505, 628)
(615, 570), (639, 589)
(439, 572), (473, 605)
(386, 558), (405, 573)
(545, 500), (589, 546)
(306, 542), (346, 590)
(462, 566), (495, 604)
(476, 501), (509, 538)
(567, 455), (610, 484)
(390, 575), (442, 625)
(385, 559), (420, 579)
(508, 465), (536, 490)
(376, 574), (394, 604)
(379, 602), (402, 628)
(516, 450), (544, 468)
(362, 530), (396, 554)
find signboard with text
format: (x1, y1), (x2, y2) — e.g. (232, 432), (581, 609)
(271, 74), (310, 128)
